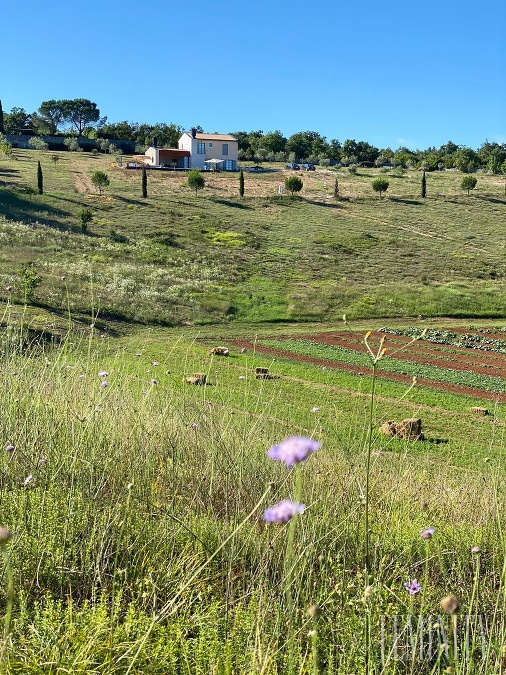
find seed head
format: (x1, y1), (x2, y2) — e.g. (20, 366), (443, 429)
(441, 595), (461, 615)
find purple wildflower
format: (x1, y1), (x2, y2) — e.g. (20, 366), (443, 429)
(101, 381), (109, 388)
(264, 499), (305, 524)
(404, 579), (422, 595)
(420, 527), (435, 540)
(6, 444), (15, 453)
(267, 436), (321, 468)
(98, 371), (109, 378)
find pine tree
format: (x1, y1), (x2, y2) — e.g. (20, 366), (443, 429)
(421, 170), (427, 198)
(142, 166), (148, 198)
(239, 169), (244, 197)
(0, 100), (4, 135)
(37, 161), (43, 195)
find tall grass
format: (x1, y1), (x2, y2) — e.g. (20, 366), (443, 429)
(0, 318), (505, 672)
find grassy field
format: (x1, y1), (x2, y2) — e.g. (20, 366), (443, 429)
(1, 149), (506, 326)
(1, 148), (506, 672)
(0, 319), (504, 672)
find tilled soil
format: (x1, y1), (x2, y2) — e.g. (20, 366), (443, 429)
(228, 329), (506, 403)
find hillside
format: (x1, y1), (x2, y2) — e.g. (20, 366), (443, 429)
(1, 149), (505, 326)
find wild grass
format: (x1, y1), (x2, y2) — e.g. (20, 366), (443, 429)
(1, 150), (506, 325)
(0, 318), (506, 672)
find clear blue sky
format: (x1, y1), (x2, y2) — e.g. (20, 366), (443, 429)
(3, 0), (505, 151)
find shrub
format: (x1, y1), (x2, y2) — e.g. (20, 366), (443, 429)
(188, 169), (205, 196)
(284, 175), (303, 196)
(78, 208), (93, 234)
(64, 137), (81, 152)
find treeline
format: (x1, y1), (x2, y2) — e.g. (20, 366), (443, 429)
(2, 99), (505, 172)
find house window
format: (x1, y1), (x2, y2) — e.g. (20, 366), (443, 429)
(225, 160), (234, 171)
(197, 143), (205, 154)
(208, 142), (213, 148)
(222, 144), (228, 156)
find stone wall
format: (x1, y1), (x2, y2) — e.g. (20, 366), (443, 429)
(6, 134), (136, 154)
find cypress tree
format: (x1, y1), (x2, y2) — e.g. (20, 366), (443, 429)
(37, 161), (43, 195)
(0, 100), (4, 134)
(333, 177), (339, 199)
(142, 166), (148, 198)
(421, 170), (427, 198)
(239, 169), (244, 197)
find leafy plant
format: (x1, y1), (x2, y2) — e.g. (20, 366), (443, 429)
(78, 208), (93, 234)
(187, 169), (205, 196)
(16, 262), (42, 302)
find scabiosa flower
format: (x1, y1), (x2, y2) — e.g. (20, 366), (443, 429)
(264, 499), (305, 524)
(6, 444), (15, 453)
(471, 546), (481, 554)
(101, 381), (109, 388)
(191, 423), (198, 430)
(404, 579), (422, 595)
(267, 436), (321, 468)
(420, 527), (435, 540)
(98, 371), (109, 378)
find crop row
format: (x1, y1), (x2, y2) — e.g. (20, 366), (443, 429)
(378, 326), (506, 353)
(259, 339), (506, 393)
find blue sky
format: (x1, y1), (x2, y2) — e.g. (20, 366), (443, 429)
(3, 0), (505, 150)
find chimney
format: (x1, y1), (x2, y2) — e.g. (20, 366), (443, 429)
(191, 128), (196, 139)
(152, 136), (157, 148)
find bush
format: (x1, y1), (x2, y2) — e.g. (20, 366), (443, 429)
(187, 169), (205, 196)
(78, 208), (93, 234)
(91, 170), (110, 195)
(64, 137), (81, 152)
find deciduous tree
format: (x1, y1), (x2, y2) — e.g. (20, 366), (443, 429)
(372, 177), (389, 198)
(461, 175), (477, 195)
(187, 169), (205, 196)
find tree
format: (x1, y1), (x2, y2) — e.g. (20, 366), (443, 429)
(142, 167), (148, 198)
(239, 169), (244, 197)
(91, 170), (110, 195)
(38, 100), (67, 135)
(78, 208), (93, 234)
(453, 147), (478, 173)
(372, 177), (389, 198)
(64, 137), (81, 152)
(37, 161), (43, 195)
(64, 99), (100, 136)
(3, 107), (31, 134)
(29, 137), (49, 151)
(187, 169), (205, 196)
(0, 100), (4, 134)
(421, 170), (427, 198)
(461, 175), (477, 195)
(333, 178), (339, 199)
(284, 175), (303, 196)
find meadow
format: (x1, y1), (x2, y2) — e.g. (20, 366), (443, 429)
(0, 149), (505, 326)
(1, 149), (506, 673)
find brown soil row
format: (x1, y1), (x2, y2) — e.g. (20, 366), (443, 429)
(228, 331), (506, 403)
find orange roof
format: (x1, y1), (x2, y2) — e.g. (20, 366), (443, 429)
(194, 133), (237, 142)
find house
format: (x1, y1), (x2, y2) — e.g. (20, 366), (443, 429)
(143, 129), (238, 171)
(179, 129), (238, 171)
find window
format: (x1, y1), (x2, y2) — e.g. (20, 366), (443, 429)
(222, 143), (228, 156)
(225, 160), (234, 171)
(208, 142), (213, 148)
(197, 143), (205, 154)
